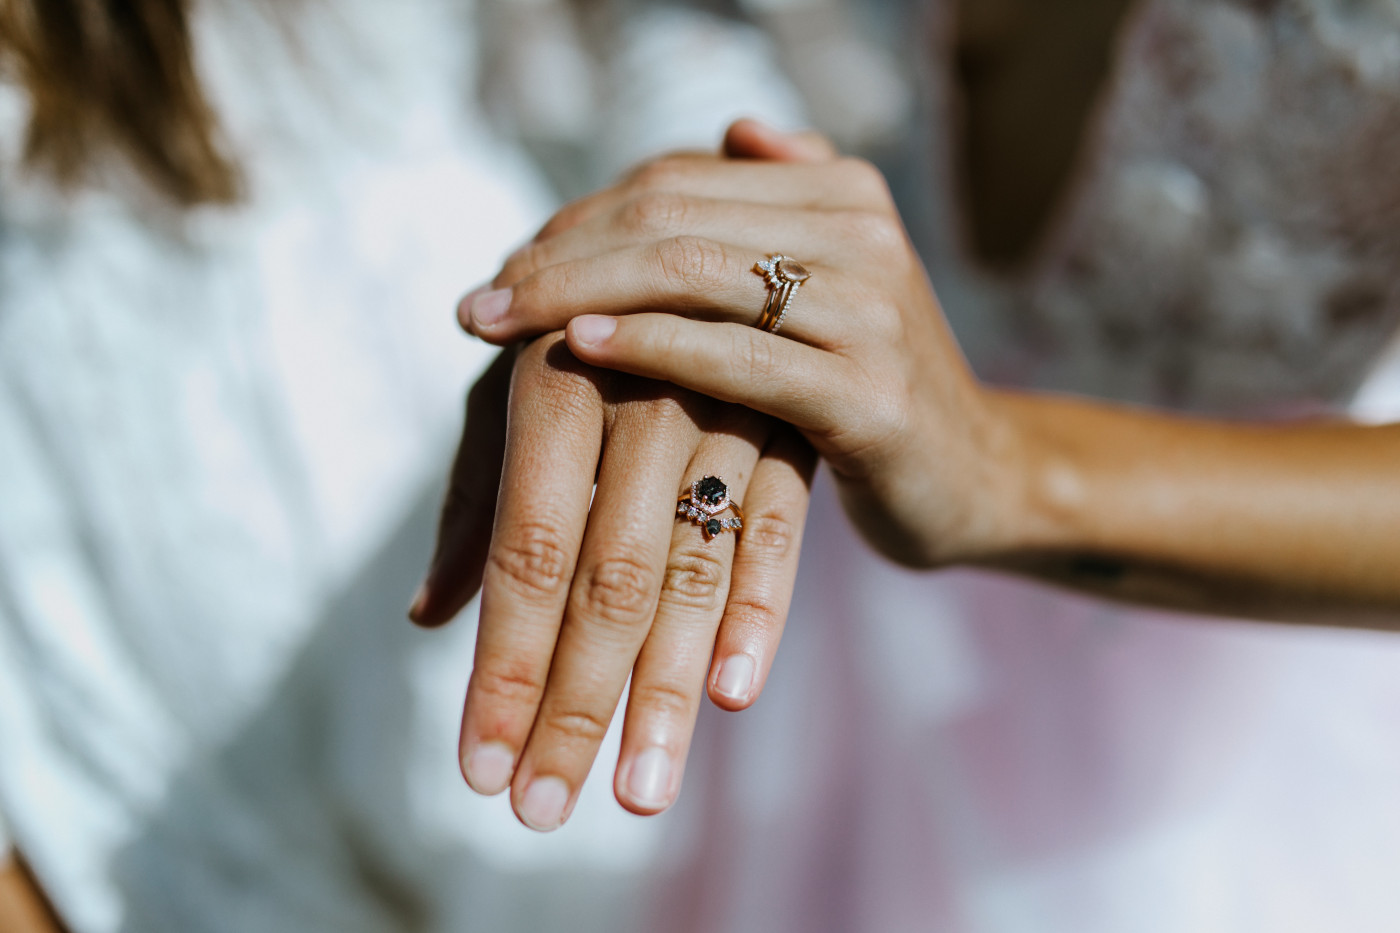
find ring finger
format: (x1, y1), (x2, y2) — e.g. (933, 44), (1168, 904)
(466, 236), (852, 350)
(613, 421), (766, 814)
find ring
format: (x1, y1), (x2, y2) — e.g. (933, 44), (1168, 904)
(753, 254), (812, 334)
(676, 475), (744, 541)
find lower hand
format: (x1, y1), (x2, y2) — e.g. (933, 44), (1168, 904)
(412, 338), (815, 835)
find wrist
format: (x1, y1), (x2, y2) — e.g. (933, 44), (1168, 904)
(973, 388), (1090, 561)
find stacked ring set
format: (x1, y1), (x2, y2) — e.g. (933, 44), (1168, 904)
(676, 476), (745, 541)
(677, 254), (813, 541)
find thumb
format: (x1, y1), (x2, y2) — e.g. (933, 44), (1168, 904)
(723, 118), (838, 163)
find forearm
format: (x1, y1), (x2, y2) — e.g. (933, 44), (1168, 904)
(984, 389), (1400, 627)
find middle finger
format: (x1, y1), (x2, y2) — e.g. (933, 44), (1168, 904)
(507, 389), (701, 831)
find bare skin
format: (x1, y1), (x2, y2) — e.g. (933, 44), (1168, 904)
(466, 122), (1400, 631)
(0, 855), (67, 933)
(411, 126), (836, 832)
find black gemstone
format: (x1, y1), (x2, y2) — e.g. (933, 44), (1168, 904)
(696, 476), (727, 506)
(705, 519), (722, 538)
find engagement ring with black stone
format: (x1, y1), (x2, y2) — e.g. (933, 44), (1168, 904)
(676, 475), (744, 541)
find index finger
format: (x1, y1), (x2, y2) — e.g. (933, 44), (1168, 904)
(457, 336), (604, 796)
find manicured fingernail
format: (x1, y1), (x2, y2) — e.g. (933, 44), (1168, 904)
(571, 314), (616, 346)
(407, 579), (430, 622)
(456, 283), (489, 328)
(519, 776), (571, 831)
(625, 746), (673, 810)
(472, 288), (512, 327)
(463, 741), (516, 795)
(714, 654), (756, 703)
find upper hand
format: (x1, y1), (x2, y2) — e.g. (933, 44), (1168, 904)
(461, 126), (1017, 568)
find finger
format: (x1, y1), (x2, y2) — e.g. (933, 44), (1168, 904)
(508, 391), (700, 831)
(709, 425), (817, 711)
(466, 236), (851, 348)
(480, 197), (838, 298)
(457, 336), (603, 797)
(565, 312), (851, 440)
(613, 418), (766, 814)
(723, 118), (839, 163)
(410, 347), (515, 627)
(532, 155), (892, 244)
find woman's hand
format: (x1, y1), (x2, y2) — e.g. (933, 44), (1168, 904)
(462, 122), (1400, 625)
(412, 338), (815, 830)
(462, 138), (1018, 569)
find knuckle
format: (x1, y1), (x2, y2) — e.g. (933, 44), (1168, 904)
(497, 240), (548, 287)
(511, 332), (563, 381)
(541, 705), (613, 745)
(488, 521), (573, 599)
(536, 199), (587, 240)
(863, 295), (906, 343)
(621, 191), (691, 238)
(855, 382), (909, 453)
(837, 156), (894, 206)
(472, 660), (544, 708)
(627, 679), (695, 722)
(654, 235), (726, 293)
(660, 548), (729, 613)
(846, 209), (905, 255)
(723, 591), (784, 631)
(610, 391), (691, 434)
(739, 330), (786, 382)
(739, 511), (799, 560)
(513, 338), (599, 412)
(576, 554), (657, 626)
(629, 157), (688, 193)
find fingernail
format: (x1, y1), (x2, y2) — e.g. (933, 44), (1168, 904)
(456, 283), (490, 330)
(714, 654), (756, 703)
(407, 579), (430, 622)
(472, 288), (512, 327)
(463, 741), (516, 795)
(571, 315), (616, 346)
(519, 776), (571, 831)
(625, 746), (673, 810)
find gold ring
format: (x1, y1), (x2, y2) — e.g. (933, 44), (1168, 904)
(753, 255), (812, 334)
(676, 475), (744, 541)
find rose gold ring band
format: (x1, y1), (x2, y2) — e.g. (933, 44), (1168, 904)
(753, 254), (812, 335)
(676, 475), (744, 541)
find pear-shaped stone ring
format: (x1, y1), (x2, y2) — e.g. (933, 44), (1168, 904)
(753, 254), (812, 335)
(676, 475), (745, 541)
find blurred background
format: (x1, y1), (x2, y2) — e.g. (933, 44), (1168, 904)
(2, 0), (1399, 931)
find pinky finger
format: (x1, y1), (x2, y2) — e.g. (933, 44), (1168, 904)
(708, 425), (817, 710)
(564, 313), (850, 439)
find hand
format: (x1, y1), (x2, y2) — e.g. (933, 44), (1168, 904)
(461, 127), (1016, 570)
(410, 122), (830, 831)
(457, 121), (1400, 625)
